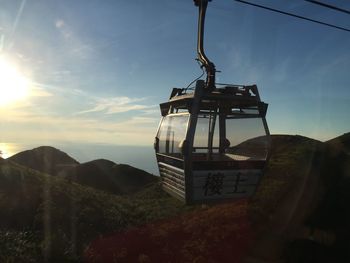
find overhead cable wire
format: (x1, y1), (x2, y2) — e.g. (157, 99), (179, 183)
(234, 0), (350, 33)
(184, 59), (205, 91)
(305, 0), (350, 15)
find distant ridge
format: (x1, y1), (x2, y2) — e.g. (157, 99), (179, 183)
(65, 159), (158, 195)
(8, 146), (158, 195)
(0, 157), (180, 262)
(8, 146), (79, 176)
(326, 132), (350, 154)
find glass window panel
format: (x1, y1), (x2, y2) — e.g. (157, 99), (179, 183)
(193, 114), (219, 152)
(157, 114), (189, 157)
(226, 118), (269, 160)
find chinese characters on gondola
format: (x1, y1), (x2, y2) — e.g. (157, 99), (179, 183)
(227, 172), (246, 194)
(203, 172), (247, 196)
(203, 172), (225, 196)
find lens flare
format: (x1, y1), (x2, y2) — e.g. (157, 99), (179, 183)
(0, 57), (30, 106)
(0, 143), (17, 159)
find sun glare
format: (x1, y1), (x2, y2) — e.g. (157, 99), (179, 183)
(0, 143), (16, 159)
(0, 57), (30, 106)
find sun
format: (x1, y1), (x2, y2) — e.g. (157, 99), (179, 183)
(0, 143), (17, 159)
(0, 57), (30, 106)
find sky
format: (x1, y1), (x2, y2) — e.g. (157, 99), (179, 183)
(0, 0), (349, 153)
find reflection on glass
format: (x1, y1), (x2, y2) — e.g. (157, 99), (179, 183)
(194, 114), (219, 153)
(226, 118), (269, 160)
(193, 112), (269, 161)
(157, 114), (189, 157)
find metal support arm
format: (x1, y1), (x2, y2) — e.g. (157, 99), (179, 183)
(194, 0), (216, 91)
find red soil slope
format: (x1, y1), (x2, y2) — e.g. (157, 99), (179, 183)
(85, 199), (253, 263)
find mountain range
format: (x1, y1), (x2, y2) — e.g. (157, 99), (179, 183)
(8, 146), (79, 176)
(0, 132), (349, 262)
(7, 146), (157, 195)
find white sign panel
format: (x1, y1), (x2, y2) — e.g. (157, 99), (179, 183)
(192, 169), (262, 201)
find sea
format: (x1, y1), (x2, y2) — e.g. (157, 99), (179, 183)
(0, 142), (159, 175)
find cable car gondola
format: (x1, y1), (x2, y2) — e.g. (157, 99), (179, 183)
(154, 0), (270, 204)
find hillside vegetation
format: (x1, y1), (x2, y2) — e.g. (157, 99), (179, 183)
(8, 146), (157, 195)
(8, 146), (79, 176)
(1, 133), (350, 262)
(64, 159), (157, 195)
(249, 134), (350, 262)
(85, 134), (350, 263)
(0, 159), (187, 262)
(327, 132), (350, 154)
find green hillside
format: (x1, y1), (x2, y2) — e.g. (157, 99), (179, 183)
(327, 132), (350, 154)
(251, 134), (323, 222)
(1, 133), (350, 262)
(85, 134), (350, 263)
(249, 134), (350, 262)
(8, 147), (158, 196)
(64, 159), (157, 195)
(8, 146), (79, 176)
(0, 159), (187, 262)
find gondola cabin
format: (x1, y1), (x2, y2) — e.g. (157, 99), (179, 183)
(154, 80), (270, 204)
(154, 0), (270, 204)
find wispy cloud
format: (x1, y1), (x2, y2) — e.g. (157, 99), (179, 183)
(55, 19), (72, 39)
(1, 77), (160, 145)
(1, 108), (159, 145)
(30, 83), (53, 97)
(54, 18), (95, 59)
(55, 19), (65, 29)
(78, 96), (156, 114)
